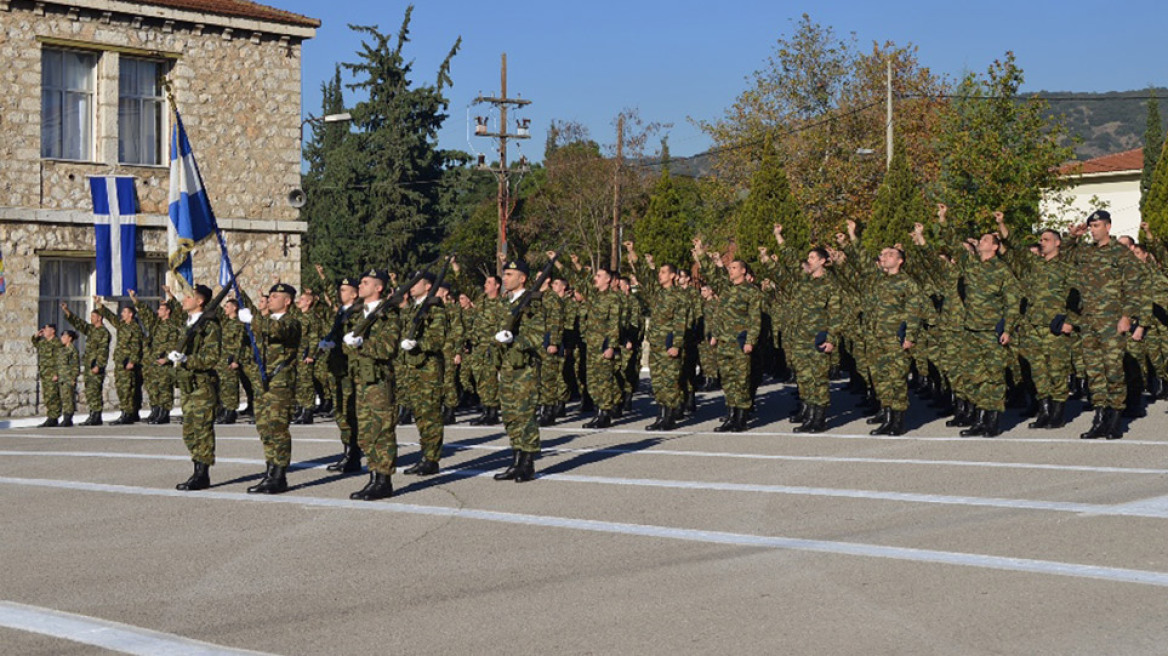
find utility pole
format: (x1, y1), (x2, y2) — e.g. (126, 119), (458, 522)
(611, 115), (624, 270)
(886, 57), (894, 171)
(474, 53), (531, 272)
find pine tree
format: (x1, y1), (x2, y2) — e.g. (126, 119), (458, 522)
(735, 140), (806, 258)
(633, 168), (691, 269)
(863, 139), (927, 253)
(1142, 95), (1164, 212)
(1145, 138), (1168, 238)
(302, 66), (352, 284)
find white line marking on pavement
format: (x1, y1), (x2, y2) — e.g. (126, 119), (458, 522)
(3, 476), (1168, 589)
(0, 600), (273, 655)
(4, 451), (1168, 519)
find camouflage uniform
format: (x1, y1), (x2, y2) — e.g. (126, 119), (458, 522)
(498, 289), (546, 453)
(217, 312), (250, 412)
(326, 303), (360, 450)
(710, 280), (763, 411)
(954, 252), (1020, 413)
(643, 283), (691, 410)
(57, 339), (80, 416)
(401, 296), (447, 463)
(537, 289), (566, 408)
(469, 296), (504, 409)
(174, 312), (221, 466)
(582, 288), (624, 411)
(1015, 251), (1073, 403)
(32, 335), (62, 417)
(790, 273), (843, 409)
(244, 295), (301, 468)
(97, 305), (144, 415)
(63, 309), (110, 413)
(138, 299), (183, 413)
(349, 300), (401, 476)
(293, 301), (325, 411)
(852, 257), (925, 414)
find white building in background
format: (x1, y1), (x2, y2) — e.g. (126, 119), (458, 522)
(1043, 147), (1143, 239)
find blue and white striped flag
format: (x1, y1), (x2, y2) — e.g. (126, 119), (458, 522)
(168, 111), (218, 286)
(89, 176), (138, 296)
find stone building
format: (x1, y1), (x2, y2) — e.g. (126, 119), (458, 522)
(0, 0), (319, 417)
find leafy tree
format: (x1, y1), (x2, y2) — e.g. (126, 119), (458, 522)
(934, 52), (1074, 235)
(735, 140), (806, 258)
(863, 138), (927, 253)
(1143, 95), (1164, 212)
(303, 8), (461, 278)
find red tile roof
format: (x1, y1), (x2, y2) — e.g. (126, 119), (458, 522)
(1059, 147), (1144, 176)
(119, 0), (320, 28)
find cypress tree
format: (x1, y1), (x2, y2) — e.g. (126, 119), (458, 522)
(863, 139), (927, 254)
(1142, 95), (1164, 212)
(633, 168), (691, 269)
(1144, 137), (1168, 238)
(735, 140), (806, 259)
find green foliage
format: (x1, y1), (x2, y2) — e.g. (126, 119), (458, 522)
(1143, 96), (1164, 211)
(935, 52), (1075, 236)
(735, 142), (806, 258)
(1145, 138), (1168, 239)
(863, 139), (927, 253)
(633, 169), (692, 269)
(303, 8), (462, 280)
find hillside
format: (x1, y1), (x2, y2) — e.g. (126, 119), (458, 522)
(1037, 88), (1168, 160)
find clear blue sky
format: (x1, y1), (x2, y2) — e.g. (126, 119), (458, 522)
(278, 0), (1167, 160)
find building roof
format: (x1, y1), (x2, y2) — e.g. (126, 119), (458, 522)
(119, 0), (320, 28)
(1059, 147), (1144, 176)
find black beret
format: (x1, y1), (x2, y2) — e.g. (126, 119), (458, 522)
(502, 259), (530, 275)
(362, 268), (389, 284)
(414, 270), (437, 284)
(338, 276), (359, 290)
(1086, 209), (1112, 224)
(269, 282), (297, 297)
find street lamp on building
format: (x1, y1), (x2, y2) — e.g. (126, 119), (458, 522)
(300, 112), (352, 142)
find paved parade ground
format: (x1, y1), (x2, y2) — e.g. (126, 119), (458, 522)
(4, 379), (1168, 655)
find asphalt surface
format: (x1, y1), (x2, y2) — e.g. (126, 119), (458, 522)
(3, 378), (1168, 655)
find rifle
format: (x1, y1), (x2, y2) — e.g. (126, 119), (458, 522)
(348, 264), (434, 340)
(406, 254), (454, 341)
(504, 250), (561, 334)
(176, 270), (239, 357)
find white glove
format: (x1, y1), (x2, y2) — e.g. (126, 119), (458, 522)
(318, 339), (336, 351)
(237, 308), (254, 324)
(343, 332), (363, 348)
(494, 330), (514, 344)
(167, 351), (187, 364)
(400, 338), (418, 352)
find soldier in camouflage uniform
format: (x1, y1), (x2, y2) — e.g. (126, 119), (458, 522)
(468, 275), (504, 426)
(639, 262), (691, 431)
(291, 289), (325, 425)
(57, 330), (81, 427)
(580, 267), (624, 429)
(324, 276), (363, 473)
(1064, 210), (1150, 440)
(1014, 229), (1074, 429)
(400, 271), (448, 476)
(708, 259), (763, 432)
(62, 304), (111, 425)
(95, 297), (144, 424)
(168, 285), (221, 491)
(437, 283), (463, 424)
(31, 324), (62, 427)
(215, 299), (248, 424)
(239, 283), (301, 494)
(492, 259), (547, 482)
(536, 274), (565, 426)
(789, 247), (843, 434)
(134, 290), (183, 424)
(345, 269), (401, 500)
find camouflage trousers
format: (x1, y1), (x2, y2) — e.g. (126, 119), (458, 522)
(538, 351), (565, 406)
(934, 328), (964, 396)
(957, 330), (1007, 412)
(470, 346), (500, 407)
(114, 364), (141, 414)
(333, 370), (357, 447)
(315, 360), (334, 406)
(617, 345), (639, 396)
(58, 377), (78, 415)
(442, 351), (460, 409)
(1081, 323), (1128, 410)
(500, 362), (540, 453)
(296, 358), (318, 409)
(698, 337), (719, 382)
(83, 368), (105, 413)
(716, 342), (753, 410)
(1016, 325), (1071, 401)
(404, 357), (444, 463)
(356, 372), (398, 476)
(256, 384), (294, 467)
(585, 347), (620, 411)
(144, 361), (175, 410)
(180, 373), (218, 466)
(791, 338), (831, 408)
(218, 363), (241, 409)
(40, 374), (61, 417)
(868, 335), (909, 412)
(648, 347), (684, 408)
(396, 361), (413, 410)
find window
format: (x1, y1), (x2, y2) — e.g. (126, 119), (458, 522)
(41, 48), (97, 161)
(38, 257), (168, 352)
(119, 58), (166, 166)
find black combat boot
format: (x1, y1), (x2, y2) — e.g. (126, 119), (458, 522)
(659, 406), (679, 431)
(789, 400), (807, 423)
(513, 451), (537, 482)
(350, 472), (376, 499)
(294, 407), (314, 425)
(622, 392), (634, 413)
(155, 408), (170, 425)
(980, 410), (1002, 437)
(867, 407), (889, 426)
(1046, 401), (1067, 429)
(713, 407), (737, 433)
(1028, 399), (1052, 429)
(555, 402), (567, 418)
(317, 399), (334, 418)
(80, 412), (102, 426)
(248, 465), (288, 494)
(397, 406), (413, 425)
(38, 416), (59, 428)
(647, 406), (666, 430)
(870, 408), (895, 435)
(404, 459), (439, 476)
(793, 405), (828, 434)
(176, 462), (210, 491)
(220, 410), (237, 425)
(881, 409), (906, 436)
(469, 407), (489, 425)
(358, 472), (393, 500)
(59, 414), (73, 428)
(144, 406), (158, 424)
(328, 444), (354, 472)
(442, 406), (456, 425)
(247, 463), (276, 493)
(484, 407), (501, 425)
(1080, 407), (1106, 439)
(1104, 407), (1124, 440)
(960, 408), (986, 437)
(686, 391), (697, 415)
(583, 409), (612, 429)
(945, 399), (972, 427)
(494, 451), (521, 480)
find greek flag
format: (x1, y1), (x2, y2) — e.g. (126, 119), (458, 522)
(168, 111), (218, 286)
(89, 176), (138, 296)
